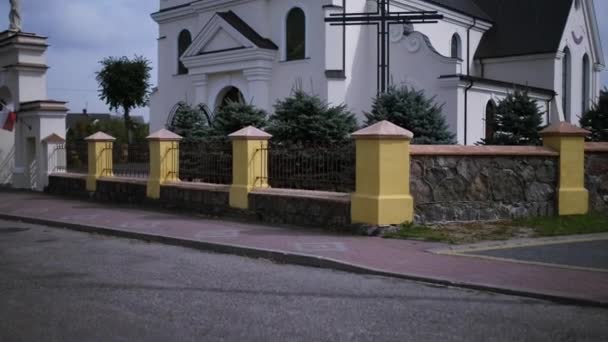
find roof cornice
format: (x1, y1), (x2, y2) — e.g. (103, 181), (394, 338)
(392, 0), (493, 29)
(151, 0), (257, 24)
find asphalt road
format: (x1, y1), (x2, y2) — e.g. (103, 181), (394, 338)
(469, 240), (608, 270)
(1, 220), (607, 342)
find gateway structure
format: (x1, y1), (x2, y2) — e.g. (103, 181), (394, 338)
(150, 0), (604, 145)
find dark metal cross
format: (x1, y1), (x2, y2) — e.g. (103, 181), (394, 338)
(325, 0), (443, 93)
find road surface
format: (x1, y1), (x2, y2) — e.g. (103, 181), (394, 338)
(1, 220), (606, 341)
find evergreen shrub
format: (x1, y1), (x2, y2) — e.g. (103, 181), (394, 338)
(365, 86), (456, 145)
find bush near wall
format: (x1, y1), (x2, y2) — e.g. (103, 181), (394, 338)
(580, 88), (608, 142)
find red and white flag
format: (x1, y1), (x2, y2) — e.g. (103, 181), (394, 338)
(0, 100), (16, 132)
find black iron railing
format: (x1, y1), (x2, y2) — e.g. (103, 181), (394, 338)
(261, 142), (356, 192)
(180, 142), (232, 184)
(52, 144), (67, 173)
(64, 142), (88, 173)
(112, 143), (150, 178)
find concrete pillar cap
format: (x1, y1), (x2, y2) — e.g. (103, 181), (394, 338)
(42, 133), (66, 144)
(228, 126), (272, 140)
(85, 132), (116, 142)
(147, 128), (183, 141)
(539, 122), (590, 137)
(351, 120), (414, 140)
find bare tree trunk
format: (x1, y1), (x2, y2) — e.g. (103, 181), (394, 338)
(123, 107), (132, 144)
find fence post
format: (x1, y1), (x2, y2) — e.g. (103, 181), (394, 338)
(229, 126), (272, 209)
(146, 129), (183, 200)
(540, 122), (590, 216)
(351, 121), (414, 225)
(85, 132), (115, 192)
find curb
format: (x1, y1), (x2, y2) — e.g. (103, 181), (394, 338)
(1, 212), (607, 309)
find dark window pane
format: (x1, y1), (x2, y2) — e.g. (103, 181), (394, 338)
(286, 8), (305, 61)
(562, 48), (570, 120)
(178, 30), (192, 75)
(582, 54), (590, 113)
(451, 34), (461, 59)
(485, 100), (496, 140)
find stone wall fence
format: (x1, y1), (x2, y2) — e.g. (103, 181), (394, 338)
(46, 121), (603, 230)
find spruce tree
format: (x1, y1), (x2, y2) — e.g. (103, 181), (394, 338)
(168, 102), (211, 143)
(580, 87), (608, 142)
(268, 89), (357, 146)
(365, 86), (456, 145)
(211, 101), (268, 137)
(482, 89), (544, 145)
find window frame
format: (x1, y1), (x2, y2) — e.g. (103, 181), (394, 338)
(284, 7), (307, 62)
(562, 47), (571, 121)
(177, 29), (192, 75)
(451, 33), (462, 60)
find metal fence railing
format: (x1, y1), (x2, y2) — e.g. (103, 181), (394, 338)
(180, 142), (232, 184)
(52, 144), (67, 173)
(64, 142), (88, 173)
(112, 143), (150, 178)
(261, 142), (356, 193)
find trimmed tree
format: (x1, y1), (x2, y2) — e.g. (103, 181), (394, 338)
(96, 56), (151, 143)
(268, 89), (357, 146)
(168, 102), (211, 143)
(365, 86), (456, 145)
(580, 87), (608, 142)
(482, 89), (544, 145)
(211, 101), (268, 137)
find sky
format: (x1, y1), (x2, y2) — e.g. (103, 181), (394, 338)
(0, 0), (607, 122)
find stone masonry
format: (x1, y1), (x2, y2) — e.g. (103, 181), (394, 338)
(411, 156), (558, 223)
(585, 153), (608, 213)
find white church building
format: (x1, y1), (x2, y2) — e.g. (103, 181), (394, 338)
(149, 0), (605, 145)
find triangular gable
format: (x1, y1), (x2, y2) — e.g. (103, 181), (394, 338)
(183, 11), (277, 58)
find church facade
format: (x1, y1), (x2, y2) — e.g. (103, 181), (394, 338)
(149, 0), (604, 145)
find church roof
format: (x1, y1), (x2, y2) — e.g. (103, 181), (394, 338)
(423, 0), (491, 21)
(472, 0), (573, 59)
(217, 11), (278, 50)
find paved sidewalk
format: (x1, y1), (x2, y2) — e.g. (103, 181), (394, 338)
(3, 190), (608, 306)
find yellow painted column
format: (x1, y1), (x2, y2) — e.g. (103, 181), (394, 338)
(351, 121), (414, 225)
(229, 126), (272, 209)
(85, 132), (116, 192)
(146, 129), (183, 199)
(540, 122), (591, 216)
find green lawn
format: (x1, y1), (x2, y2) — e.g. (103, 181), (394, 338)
(383, 212), (608, 244)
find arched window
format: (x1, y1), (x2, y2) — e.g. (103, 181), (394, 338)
(178, 30), (192, 75)
(286, 8), (306, 61)
(562, 47), (571, 121)
(485, 100), (496, 140)
(582, 53), (590, 114)
(451, 34), (462, 59)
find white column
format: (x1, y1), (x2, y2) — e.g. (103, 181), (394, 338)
(192, 74), (208, 106)
(13, 101), (67, 191)
(324, 4), (347, 107)
(243, 67), (272, 113)
(593, 63), (604, 105)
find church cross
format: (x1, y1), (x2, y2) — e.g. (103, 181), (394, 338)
(325, 0), (443, 93)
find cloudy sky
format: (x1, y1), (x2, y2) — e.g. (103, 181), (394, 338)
(1, 0), (607, 121)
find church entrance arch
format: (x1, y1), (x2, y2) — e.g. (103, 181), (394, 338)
(215, 86), (245, 111)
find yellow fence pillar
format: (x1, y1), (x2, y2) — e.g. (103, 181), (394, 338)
(229, 126), (272, 209)
(540, 122), (591, 216)
(85, 132), (115, 192)
(351, 120), (414, 225)
(146, 129), (182, 199)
